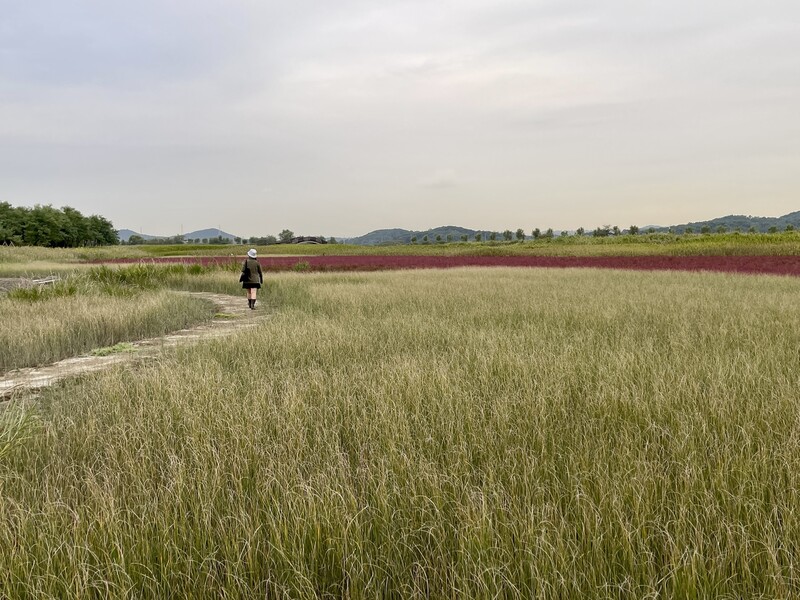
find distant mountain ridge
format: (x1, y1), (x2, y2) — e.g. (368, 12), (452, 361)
(183, 228), (237, 241)
(119, 211), (800, 245)
(655, 211), (800, 233)
(117, 228), (238, 242)
(117, 229), (158, 242)
(347, 225), (499, 245)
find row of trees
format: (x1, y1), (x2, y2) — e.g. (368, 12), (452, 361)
(411, 228), (565, 243)
(125, 229), (340, 246)
(0, 203), (118, 247)
(593, 224), (796, 236)
(410, 224), (798, 244)
(246, 230), (338, 245)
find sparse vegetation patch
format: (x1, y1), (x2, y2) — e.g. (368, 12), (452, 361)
(90, 342), (137, 357)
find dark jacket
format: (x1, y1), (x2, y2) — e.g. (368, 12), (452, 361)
(241, 257), (263, 284)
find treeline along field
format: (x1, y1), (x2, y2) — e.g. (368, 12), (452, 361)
(7, 231), (800, 269)
(2, 268), (800, 598)
(113, 230), (800, 257)
(0, 202), (118, 247)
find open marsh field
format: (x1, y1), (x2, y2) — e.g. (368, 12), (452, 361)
(5, 231), (800, 272)
(102, 253), (800, 277)
(2, 267), (800, 598)
(138, 231), (800, 257)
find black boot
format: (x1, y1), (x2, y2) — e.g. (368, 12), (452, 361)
(251, 299), (256, 310)
(248, 298), (253, 309)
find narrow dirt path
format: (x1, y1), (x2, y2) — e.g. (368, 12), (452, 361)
(0, 292), (266, 400)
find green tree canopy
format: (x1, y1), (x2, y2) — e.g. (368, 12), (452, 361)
(0, 202), (118, 247)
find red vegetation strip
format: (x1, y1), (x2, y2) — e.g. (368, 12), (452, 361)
(98, 255), (800, 276)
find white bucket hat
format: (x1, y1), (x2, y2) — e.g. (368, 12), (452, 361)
(247, 248), (257, 258)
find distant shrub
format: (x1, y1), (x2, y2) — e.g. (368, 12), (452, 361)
(7, 280), (78, 302)
(91, 342), (136, 357)
(89, 265), (158, 288)
(293, 261), (311, 272)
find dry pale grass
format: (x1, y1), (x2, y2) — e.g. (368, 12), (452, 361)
(0, 287), (215, 372)
(2, 268), (800, 598)
(0, 246), (150, 264)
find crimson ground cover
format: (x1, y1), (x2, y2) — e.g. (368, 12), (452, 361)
(97, 255), (800, 276)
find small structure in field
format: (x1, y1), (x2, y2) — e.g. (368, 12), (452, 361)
(287, 236), (327, 244)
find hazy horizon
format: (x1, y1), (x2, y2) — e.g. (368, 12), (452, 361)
(118, 208), (800, 240)
(2, 1), (798, 237)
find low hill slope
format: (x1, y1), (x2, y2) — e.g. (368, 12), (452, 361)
(349, 225), (498, 245)
(660, 211), (800, 233)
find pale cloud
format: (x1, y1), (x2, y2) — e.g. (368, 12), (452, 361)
(1, 0), (798, 236)
(420, 169), (459, 189)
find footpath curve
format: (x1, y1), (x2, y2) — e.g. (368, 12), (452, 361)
(0, 292), (265, 400)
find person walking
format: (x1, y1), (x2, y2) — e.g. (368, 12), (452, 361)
(240, 248), (263, 309)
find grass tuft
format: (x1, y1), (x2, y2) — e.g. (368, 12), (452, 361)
(90, 342), (137, 357)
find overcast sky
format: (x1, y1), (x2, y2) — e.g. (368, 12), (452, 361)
(1, 0), (798, 237)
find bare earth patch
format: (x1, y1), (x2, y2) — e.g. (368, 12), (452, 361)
(0, 292), (264, 400)
(0, 278), (28, 292)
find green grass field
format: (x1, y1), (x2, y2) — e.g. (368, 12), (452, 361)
(2, 267), (800, 598)
(4, 231), (800, 272)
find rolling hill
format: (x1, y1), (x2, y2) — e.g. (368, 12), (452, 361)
(347, 226), (499, 245)
(117, 228), (239, 242)
(656, 211), (800, 233)
(118, 210), (800, 246)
